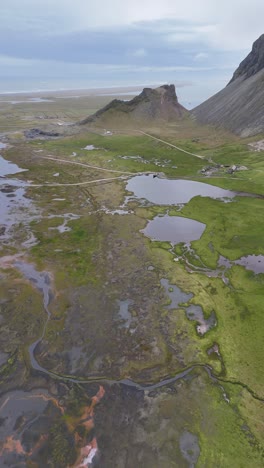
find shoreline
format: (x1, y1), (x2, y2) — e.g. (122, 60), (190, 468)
(0, 84), (162, 98)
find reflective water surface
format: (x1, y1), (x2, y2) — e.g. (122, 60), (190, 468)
(126, 175), (236, 205)
(142, 215), (206, 244)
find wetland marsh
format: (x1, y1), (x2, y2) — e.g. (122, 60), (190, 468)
(0, 94), (264, 467)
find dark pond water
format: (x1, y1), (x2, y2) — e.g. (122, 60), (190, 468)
(83, 145), (99, 150)
(0, 154), (27, 176)
(126, 175), (236, 205)
(179, 431), (200, 467)
(236, 255), (264, 273)
(218, 254), (264, 274)
(14, 262), (53, 374)
(161, 278), (193, 308)
(0, 351), (8, 366)
(116, 299), (134, 328)
(1, 97), (54, 104)
(15, 262), (52, 312)
(0, 155), (31, 237)
(142, 215), (205, 244)
(29, 97), (54, 102)
(161, 278), (216, 336)
(0, 389), (50, 436)
(186, 305), (217, 336)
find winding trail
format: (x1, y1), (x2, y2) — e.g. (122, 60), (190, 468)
(41, 156), (137, 175)
(29, 175), (130, 188)
(139, 130), (210, 161)
(28, 155), (152, 188)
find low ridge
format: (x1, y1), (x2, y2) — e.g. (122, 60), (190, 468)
(79, 84), (188, 127)
(192, 34), (264, 137)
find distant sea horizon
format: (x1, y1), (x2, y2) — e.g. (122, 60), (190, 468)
(0, 78), (199, 108)
(0, 77), (164, 95)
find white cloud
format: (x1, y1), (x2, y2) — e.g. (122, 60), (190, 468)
(165, 24), (217, 46)
(2, 0), (264, 51)
(132, 48), (147, 57)
(1, 0), (263, 102)
(194, 52), (209, 61)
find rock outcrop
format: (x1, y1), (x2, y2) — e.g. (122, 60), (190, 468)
(229, 34), (264, 83)
(80, 85), (188, 126)
(24, 128), (61, 139)
(192, 34), (264, 137)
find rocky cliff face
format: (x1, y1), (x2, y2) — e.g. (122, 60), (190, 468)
(192, 34), (264, 137)
(229, 34), (264, 83)
(80, 84), (187, 126)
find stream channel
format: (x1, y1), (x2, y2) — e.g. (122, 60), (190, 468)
(0, 150), (249, 399)
(3, 148), (264, 468)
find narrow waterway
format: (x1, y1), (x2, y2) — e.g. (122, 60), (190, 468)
(10, 257), (229, 407)
(0, 148), (258, 400)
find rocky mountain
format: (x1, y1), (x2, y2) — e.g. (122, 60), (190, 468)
(192, 34), (264, 137)
(80, 84), (187, 126)
(229, 34), (264, 83)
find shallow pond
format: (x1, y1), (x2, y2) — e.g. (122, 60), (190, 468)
(142, 215), (205, 244)
(0, 155), (33, 238)
(2, 97), (54, 104)
(29, 97), (54, 102)
(14, 261), (53, 374)
(126, 174), (236, 205)
(0, 389), (50, 436)
(0, 154), (27, 177)
(116, 299), (134, 328)
(186, 305), (217, 336)
(48, 213), (80, 233)
(0, 351), (8, 366)
(83, 145), (99, 150)
(179, 431), (200, 467)
(161, 278), (216, 336)
(219, 254), (264, 274)
(15, 261), (52, 311)
(161, 278), (193, 308)
(236, 255), (264, 273)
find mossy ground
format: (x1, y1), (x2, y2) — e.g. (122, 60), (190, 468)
(1, 102), (264, 466)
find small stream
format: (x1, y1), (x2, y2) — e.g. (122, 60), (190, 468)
(14, 261), (53, 374)
(12, 260), (228, 404)
(0, 148), (254, 401)
(1, 137), (264, 467)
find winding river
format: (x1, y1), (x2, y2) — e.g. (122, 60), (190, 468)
(1, 148), (263, 406)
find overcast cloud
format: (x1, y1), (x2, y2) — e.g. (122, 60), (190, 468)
(0, 0), (263, 105)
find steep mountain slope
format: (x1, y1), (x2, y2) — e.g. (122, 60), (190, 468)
(80, 84), (188, 127)
(192, 34), (264, 137)
(229, 34), (264, 83)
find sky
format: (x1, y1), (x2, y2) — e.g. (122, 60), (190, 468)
(0, 0), (263, 106)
